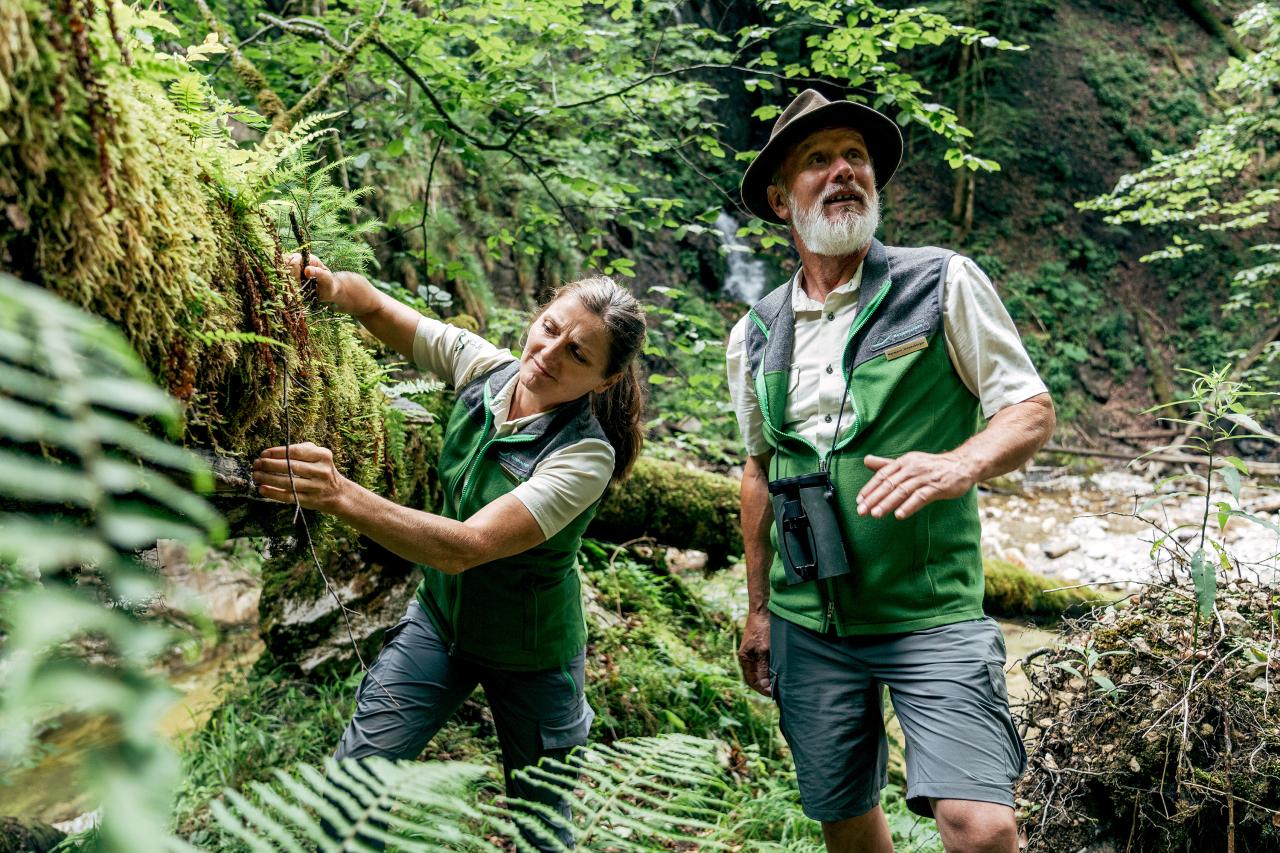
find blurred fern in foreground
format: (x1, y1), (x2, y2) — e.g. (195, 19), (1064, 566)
(0, 272), (223, 851)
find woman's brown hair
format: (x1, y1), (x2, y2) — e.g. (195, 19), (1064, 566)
(544, 276), (647, 480)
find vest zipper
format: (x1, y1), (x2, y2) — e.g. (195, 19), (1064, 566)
(450, 379), (539, 654)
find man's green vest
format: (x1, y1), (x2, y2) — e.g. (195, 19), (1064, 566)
(745, 239), (985, 635)
(415, 360), (606, 670)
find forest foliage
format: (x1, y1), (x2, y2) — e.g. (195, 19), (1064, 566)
(1, 0), (1278, 851)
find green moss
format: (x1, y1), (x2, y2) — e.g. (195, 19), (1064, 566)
(0, 2), (441, 495)
(591, 458), (741, 568)
(982, 557), (1099, 621)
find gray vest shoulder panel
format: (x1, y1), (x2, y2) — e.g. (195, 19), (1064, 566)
(745, 241), (952, 378)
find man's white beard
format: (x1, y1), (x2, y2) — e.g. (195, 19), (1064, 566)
(790, 186), (880, 257)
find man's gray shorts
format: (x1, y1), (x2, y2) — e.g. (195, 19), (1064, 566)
(769, 613), (1026, 822)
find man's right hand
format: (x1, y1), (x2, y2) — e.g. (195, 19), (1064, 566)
(738, 610), (772, 696)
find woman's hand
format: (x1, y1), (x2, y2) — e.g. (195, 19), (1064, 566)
(287, 253), (379, 317)
(252, 442), (351, 513)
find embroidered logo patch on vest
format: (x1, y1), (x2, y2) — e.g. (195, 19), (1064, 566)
(883, 336), (929, 360)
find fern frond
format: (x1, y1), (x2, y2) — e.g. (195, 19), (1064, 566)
(381, 378), (446, 398)
(513, 734), (733, 851)
(213, 757), (515, 852)
(190, 329), (292, 349)
(212, 736), (735, 852)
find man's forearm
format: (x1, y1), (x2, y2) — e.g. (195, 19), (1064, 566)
(741, 454), (775, 615)
(952, 392), (1056, 483)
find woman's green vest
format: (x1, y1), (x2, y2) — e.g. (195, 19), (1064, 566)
(415, 361), (607, 670)
(744, 240), (986, 635)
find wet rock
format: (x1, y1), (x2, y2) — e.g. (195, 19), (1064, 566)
(674, 416), (703, 434)
(259, 536), (419, 677)
(1001, 547), (1028, 569)
(152, 539), (261, 627)
(1042, 538), (1081, 559)
(0, 818), (63, 852)
(665, 548), (709, 575)
(51, 812), (97, 835)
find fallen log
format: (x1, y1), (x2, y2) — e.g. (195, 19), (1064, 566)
(1042, 444), (1280, 478)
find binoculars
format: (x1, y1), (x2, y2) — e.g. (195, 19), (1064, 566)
(768, 471), (851, 586)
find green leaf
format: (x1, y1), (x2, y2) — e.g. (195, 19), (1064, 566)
(1219, 464), (1242, 505)
(1189, 548), (1216, 620)
(1222, 455), (1249, 475)
(1091, 673), (1121, 697)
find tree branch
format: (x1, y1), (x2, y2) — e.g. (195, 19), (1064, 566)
(193, 0), (288, 124)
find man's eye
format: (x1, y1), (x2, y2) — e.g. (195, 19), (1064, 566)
(543, 319), (555, 332)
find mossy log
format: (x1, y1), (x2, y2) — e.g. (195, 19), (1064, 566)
(592, 458), (741, 570)
(982, 557), (1099, 621)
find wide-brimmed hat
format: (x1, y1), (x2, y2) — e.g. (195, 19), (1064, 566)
(740, 89), (903, 225)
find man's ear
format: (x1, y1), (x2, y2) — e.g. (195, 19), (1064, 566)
(767, 183), (791, 222)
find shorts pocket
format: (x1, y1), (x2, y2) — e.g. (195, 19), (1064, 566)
(539, 700), (595, 750)
(381, 616), (413, 649)
(986, 662), (1009, 703)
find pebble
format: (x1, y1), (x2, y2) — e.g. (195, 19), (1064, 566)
(1042, 538), (1081, 559)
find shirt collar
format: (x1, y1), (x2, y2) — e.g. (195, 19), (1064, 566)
(491, 369), (556, 434)
(791, 262), (864, 312)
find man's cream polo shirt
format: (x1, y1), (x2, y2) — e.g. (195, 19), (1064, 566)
(725, 254), (1049, 459)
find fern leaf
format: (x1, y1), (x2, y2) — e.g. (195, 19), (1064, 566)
(381, 378), (446, 398)
(191, 329), (291, 349)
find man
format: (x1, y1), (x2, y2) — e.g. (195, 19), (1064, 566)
(726, 89), (1055, 853)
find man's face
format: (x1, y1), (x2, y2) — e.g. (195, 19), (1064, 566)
(767, 127), (880, 256)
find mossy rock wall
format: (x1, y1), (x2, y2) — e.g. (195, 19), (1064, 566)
(0, 1), (415, 489)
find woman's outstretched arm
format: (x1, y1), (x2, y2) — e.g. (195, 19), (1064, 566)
(252, 442), (545, 572)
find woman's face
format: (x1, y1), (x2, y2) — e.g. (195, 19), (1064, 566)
(518, 295), (618, 405)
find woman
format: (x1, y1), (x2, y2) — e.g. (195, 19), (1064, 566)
(251, 255), (647, 845)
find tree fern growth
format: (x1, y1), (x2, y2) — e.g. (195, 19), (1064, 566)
(211, 734), (734, 851)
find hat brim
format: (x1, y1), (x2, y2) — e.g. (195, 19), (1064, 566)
(740, 100), (903, 225)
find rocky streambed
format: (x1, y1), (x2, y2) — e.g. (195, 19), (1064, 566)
(981, 467), (1279, 591)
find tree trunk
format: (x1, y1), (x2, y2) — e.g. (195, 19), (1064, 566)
(1175, 0), (1249, 60)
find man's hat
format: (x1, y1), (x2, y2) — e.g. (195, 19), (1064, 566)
(739, 89), (903, 225)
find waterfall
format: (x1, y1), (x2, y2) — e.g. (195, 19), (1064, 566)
(715, 210), (768, 303)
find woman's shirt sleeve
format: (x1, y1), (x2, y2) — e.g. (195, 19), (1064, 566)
(412, 315), (516, 388)
(510, 438), (616, 540)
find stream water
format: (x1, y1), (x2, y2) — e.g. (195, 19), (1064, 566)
(3, 465), (1276, 829)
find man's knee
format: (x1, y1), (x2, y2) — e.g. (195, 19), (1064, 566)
(931, 800), (1017, 853)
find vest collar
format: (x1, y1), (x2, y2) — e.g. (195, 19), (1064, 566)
(749, 240), (893, 443)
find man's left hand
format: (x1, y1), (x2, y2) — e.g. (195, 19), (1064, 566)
(856, 452), (975, 520)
